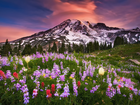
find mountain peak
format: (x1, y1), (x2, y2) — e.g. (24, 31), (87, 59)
(0, 19), (140, 50)
(93, 23), (107, 29)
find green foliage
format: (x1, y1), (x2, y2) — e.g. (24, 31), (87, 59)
(32, 45), (37, 54)
(68, 43), (72, 53)
(48, 43), (51, 52)
(114, 36), (127, 47)
(37, 44), (43, 53)
(1, 39), (12, 56)
(51, 42), (57, 53)
(22, 44), (32, 55)
(59, 42), (65, 53)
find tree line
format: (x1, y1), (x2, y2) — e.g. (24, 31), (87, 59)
(0, 36), (128, 56)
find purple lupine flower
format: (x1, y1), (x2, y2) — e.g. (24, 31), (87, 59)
(79, 69), (82, 77)
(19, 70), (23, 74)
(107, 78), (111, 84)
(36, 52), (43, 58)
(62, 69), (68, 75)
(45, 69), (50, 74)
(84, 87), (88, 91)
(106, 86), (116, 99)
(54, 90), (59, 96)
(123, 94), (126, 97)
(42, 57), (45, 63)
(59, 75), (65, 81)
(19, 59), (23, 65)
(1, 57), (10, 66)
(19, 78), (26, 85)
(117, 69), (121, 72)
(138, 90), (140, 95)
(108, 83), (112, 87)
(96, 74), (99, 78)
(10, 57), (13, 62)
(60, 62), (63, 70)
(30, 76), (34, 80)
(85, 82), (88, 85)
(93, 80), (96, 84)
(33, 70), (41, 77)
(70, 72), (76, 78)
(7, 88), (10, 91)
(73, 78), (78, 96)
(45, 56), (48, 62)
(113, 78), (118, 85)
(6, 70), (11, 78)
(13, 64), (17, 70)
(133, 88), (138, 95)
(60, 83), (70, 98)
(116, 87), (121, 94)
(20, 85), (30, 104)
(4, 82), (7, 86)
(103, 78), (105, 82)
(10, 76), (15, 82)
(14, 83), (21, 91)
(90, 85), (100, 93)
(129, 93), (133, 100)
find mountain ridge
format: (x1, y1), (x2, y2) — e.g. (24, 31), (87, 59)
(0, 19), (140, 50)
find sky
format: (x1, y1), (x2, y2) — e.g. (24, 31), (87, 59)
(0, 0), (140, 42)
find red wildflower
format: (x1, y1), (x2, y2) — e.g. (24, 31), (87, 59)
(33, 89), (38, 97)
(51, 84), (55, 94)
(13, 72), (18, 79)
(46, 89), (52, 99)
(77, 81), (81, 87)
(118, 85), (121, 88)
(46, 89), (51, 95)
(108, 86), (111, 88)
(0, 70), (6, 79)
(120, 77), (122, 79)
(41, 82), (45, 88)
(129, 87), (132, 90)
(48, 93), (52, 98)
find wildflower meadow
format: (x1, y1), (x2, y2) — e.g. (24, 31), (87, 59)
(0, 52), (140, 105)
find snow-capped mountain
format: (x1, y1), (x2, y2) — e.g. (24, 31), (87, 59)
(0, 19), (140, 49)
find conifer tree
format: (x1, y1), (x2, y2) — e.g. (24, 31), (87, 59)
(114, 36), (125, 47)
(22, 44), (32, 55)
(68, 43), (72, 53)
(37, 44), (43, 53)
(13, 47), (18, 55)
(32, 45), (37, 54)
(79, 44), (84, 53)
(2, 39), (12, 56)
(17, 40), (22, 56)
(48, 43), (51, 52)
(51, 42), (57, 53)
(59, 42), (65, 53)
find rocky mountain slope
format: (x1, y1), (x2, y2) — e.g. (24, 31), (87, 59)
(0, 19), (140, 49)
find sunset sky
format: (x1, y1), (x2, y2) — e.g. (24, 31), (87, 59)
(0, 0), (140, 42)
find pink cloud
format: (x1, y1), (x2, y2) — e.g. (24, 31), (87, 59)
(40, 0), (97, 27)
(0, 26), (35, 42)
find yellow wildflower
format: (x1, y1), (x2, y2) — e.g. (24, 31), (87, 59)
(85, 79), (88, 81)
(43, 73), (45, 77)
(69, 76), (73, 79)
(49, 76), (52, 79)
(87, 77), (90, 79)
